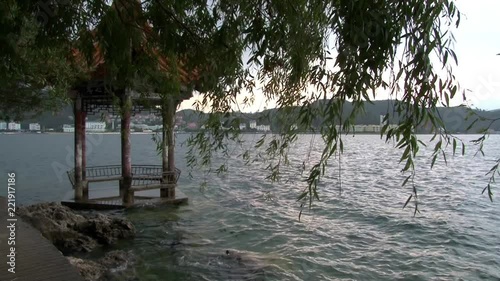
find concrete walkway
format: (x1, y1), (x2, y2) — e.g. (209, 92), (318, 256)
(0, 197), (84, 281)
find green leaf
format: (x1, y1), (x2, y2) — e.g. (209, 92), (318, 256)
(431, 154), (438, 168)
(297, 190), (308, 201)
(400, 145), (411, 163)
(403, 194), (413, 209)
(441, 150), (447, 165)
(402, 175), (412, 186)
(486, 164), (499, 176)
(298, 203), (304, 222)
(466, 119), (479, 131)
(402, 158), (412, 172)
(449, 49), (458, 65)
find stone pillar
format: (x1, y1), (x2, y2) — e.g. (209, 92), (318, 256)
(74, 95), (84, 201)
(120, 92), (133, 204)
(161, 96), (176, 199)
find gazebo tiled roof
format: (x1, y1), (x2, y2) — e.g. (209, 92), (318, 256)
(70, 0), (200, 92)
(70, 42), (199, 87)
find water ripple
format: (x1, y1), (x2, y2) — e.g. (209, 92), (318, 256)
(2, 134), (500, 280)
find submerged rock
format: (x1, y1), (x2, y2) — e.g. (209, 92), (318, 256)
(16, 203), (135, 255)
(67, 256), (105, 281)
(68, 250), (137, 281)
(97, 250), (138, 281)
(225, 249), (264, 265)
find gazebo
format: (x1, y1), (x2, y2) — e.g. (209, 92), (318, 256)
(62, 1), (200, 209)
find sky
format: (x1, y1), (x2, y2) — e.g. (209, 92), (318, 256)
(452, 0), (500, 110)
(179, 1), (500, 112)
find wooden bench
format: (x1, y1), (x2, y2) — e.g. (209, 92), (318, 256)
(67, 165), (181, 201)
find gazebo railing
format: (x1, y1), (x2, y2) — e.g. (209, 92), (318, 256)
(130, 165), (181, 186)
(87, 165), (122, 178)
(67, 165), (181, 188)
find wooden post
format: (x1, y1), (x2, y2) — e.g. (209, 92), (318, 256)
(161, 96), (176, 199)
(74, 95), (84, 201)
(81, 111), (88, 199)
(167, 99), (176, 199)
(161, 106), (168, 177)
(120, 92), (133, 204)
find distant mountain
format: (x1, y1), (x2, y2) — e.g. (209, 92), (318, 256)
(226, 100), (500, 133)
(8, 100), (500, 133)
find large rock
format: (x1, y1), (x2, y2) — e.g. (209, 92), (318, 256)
(16, 203), (135, 255)
(76, 213), (135, 245)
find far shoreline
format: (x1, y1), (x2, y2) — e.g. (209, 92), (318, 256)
(1, 131), (497, 135)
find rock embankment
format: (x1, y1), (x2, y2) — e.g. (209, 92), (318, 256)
(17, 203), (137, 281)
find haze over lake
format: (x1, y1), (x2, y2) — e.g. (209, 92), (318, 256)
(1, 133), (499, 280)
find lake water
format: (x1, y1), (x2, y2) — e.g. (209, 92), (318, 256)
(0, 133), (499, 280)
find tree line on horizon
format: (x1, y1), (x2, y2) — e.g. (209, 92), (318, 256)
(15, 99), (500, 135)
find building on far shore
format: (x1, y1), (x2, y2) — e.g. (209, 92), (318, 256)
(8, 122), (21, 131)
(63, 124), (75, 133)
(380, 114), (387, 126)
(256, 124), (271, 132)
(63, 122), (106, 133)
(249, 120), (257, 129)
(0, 121), (6, 130)
(29, 123), (41, 131)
